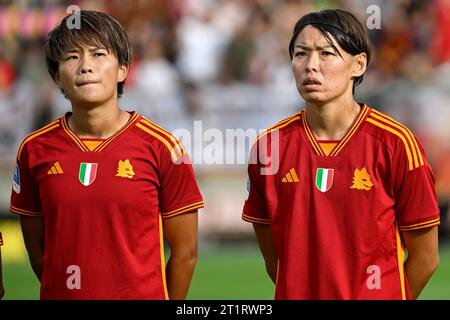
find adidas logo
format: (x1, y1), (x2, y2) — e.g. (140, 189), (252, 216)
(282, 168), (299, 183)
(47, 161), (63, 175)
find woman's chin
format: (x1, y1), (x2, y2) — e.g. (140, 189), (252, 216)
(69, 95), (110, 108)
(301, 94), (327, 105)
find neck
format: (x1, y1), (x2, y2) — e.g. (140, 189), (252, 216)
(305, 95), (361, 141)
(68, 102), (130, 139)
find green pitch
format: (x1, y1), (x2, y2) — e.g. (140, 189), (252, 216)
(2, 244), (450, 300)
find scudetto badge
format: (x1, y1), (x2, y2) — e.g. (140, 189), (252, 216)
(315, 168), (334, 192)
(79, 163), (98, 186)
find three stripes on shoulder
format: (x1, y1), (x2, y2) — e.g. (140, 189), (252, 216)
(366, 110), (423, 171)
(136, 118), (186, 162)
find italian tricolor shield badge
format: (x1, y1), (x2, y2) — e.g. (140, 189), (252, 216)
(315, 168), (334, 192)
(79, 163), (98, 186)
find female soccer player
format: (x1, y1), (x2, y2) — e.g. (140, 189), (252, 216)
(242, 9), (440, 299)
(10, 11), (203, 299)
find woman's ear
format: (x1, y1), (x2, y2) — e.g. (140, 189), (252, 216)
(54, 73), (60, 87)
(118, 65), (129, 82)
(352, 53), (367, 78)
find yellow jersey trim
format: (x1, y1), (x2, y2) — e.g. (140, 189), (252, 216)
(302, 105), (369, 157)
(82, 140), (103, 151)
(275, 259), (280, 296)
(140, 118), (186, 157)
(329, 105), (369, 156)
(61, 113), (139, 152)
(161, 201), (204, 218)
(255, 112), (302, 144)
(17, 121), (60, 160)
(318, 142), (338, 156)
(95, 113), (139, 152)
(10, 205), (43, 217)
(159, 214), (169, 300)
(395, 223), (407, 300)
(370, 110), (423, 168)
(242, 212), (270, 224)
(302, 112), (325, 156)
(136, 122), (183, 162)
(399, 218), (440, 231)
(366, 117), (419, 171)
(61, 117), (90, 152)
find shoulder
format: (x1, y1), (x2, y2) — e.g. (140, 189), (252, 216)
(132, 115), (185, 161)
(254, 111), (303, 144)
(248, 111), (302, 168)
(364, 107), (424, 170)
(17, 118), (62, 161)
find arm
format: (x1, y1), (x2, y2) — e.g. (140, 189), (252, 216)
(402, 226), (439, 299)
(20, 216), (45, 282)
(253, 223), (278, 284)
(163, 212), (198, 300)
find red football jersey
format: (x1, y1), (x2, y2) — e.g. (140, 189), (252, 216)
(10, 112), (204, 299)
(243, 104), (440, 300)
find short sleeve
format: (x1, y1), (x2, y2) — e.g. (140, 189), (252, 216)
(10, 143), (42, 217)
(242, 143), (270, 224)
(394, 136), (440, 231)
(158, 144), (204, 219)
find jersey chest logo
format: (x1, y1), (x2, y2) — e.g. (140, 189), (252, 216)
(116, 159), (135, 179)
(281, 168), (300, 183)
(315, 168), (334, 192)
(351, 167), (373, 191)
(47, 162), (64, 175)
(79, 163), (98, 186)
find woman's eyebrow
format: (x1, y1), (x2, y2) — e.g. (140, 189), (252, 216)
(295, 44), (335, 50)
(63, 46), (107, 53)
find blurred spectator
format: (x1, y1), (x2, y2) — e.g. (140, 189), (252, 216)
(176, 0), (230, 85)
(123, 21), (189, 131)
(430, 0), (450, 64)
(0, 0), (448, 237)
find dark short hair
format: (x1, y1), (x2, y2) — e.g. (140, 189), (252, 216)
(44, 10), (132, 98)
(289, 9), (371, 91)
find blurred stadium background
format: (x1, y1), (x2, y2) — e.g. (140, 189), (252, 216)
(0, 0), (449, 299)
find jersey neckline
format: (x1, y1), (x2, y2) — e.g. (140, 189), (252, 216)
(60, 111), (139, 152)
(301, 104), (370, 157)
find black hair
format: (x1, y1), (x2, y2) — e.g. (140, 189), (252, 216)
(289, 9), (371, 91)
(44, 10), (132, 98)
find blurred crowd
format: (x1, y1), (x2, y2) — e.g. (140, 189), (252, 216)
(0, 0), (449, 236)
